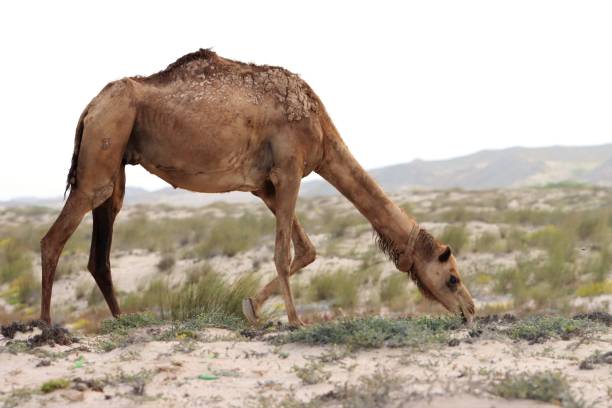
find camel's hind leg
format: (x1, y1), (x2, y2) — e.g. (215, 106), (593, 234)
(40, 191), (95, 324)
(41, 79), (136, 323)
(242, 185), (316, 324)
(87, 166), (126, 318)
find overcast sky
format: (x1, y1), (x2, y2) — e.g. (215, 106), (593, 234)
(1, 1), (611, 200)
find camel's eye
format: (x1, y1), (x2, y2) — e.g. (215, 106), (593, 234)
(447, 275), (459, 289)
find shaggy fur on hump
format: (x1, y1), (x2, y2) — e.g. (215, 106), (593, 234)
(146, 48), (217, 82)
(375, 228), (438, 300)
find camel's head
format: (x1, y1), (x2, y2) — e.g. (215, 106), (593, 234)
(381, 228), (475, 323)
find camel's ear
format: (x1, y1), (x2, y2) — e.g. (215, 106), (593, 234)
(438, 246), (452, 262)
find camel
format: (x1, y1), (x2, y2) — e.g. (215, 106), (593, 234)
(40, 49), (475, 326)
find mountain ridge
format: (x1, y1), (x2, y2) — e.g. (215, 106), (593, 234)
(4, 144), (611, 207)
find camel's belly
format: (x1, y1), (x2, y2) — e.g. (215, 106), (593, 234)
(138, 159), (267, 193)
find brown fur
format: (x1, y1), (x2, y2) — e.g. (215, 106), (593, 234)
(41, 50), (475, 326)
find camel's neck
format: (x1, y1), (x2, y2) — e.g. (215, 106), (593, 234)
(316, 132), (418, 256)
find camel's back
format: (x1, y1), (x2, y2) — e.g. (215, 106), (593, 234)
(132, 49), (320, 123)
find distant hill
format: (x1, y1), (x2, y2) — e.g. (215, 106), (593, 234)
(301, 144), (612, 196)
(4, 144), (612, 207)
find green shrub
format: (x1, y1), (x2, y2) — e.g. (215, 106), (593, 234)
(100, 312), (162, 334)
(168, 265), (260, 321)
(276, 316), (462, 349)
(0, 239), (32, 284)
(575, 280), (612, 297)
(87, 285), (105, 307)
(40, 378), (70, 394)
(194, 214), (273, 258)
(439, 224), (469, 255)
(474, 231), (501, 253)
(308, 270), (359, 309)
(503, 316), (594, 342)
(380, 274), (408, 311)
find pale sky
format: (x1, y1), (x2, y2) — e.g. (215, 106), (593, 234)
(1, 1), (611, 200)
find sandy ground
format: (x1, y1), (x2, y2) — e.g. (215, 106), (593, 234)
(1, 326), (611, 408)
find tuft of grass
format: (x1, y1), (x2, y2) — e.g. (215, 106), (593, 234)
(0, 239), (32, 284)
(502, 316), (597, 342)
(328, 370), (402, 408)
(168, 265), (260, 321)
(474, 231), (501, 253)
(308, 270), (359, 309)
(115, 369), (154, 396)
(100, 312), (162, 334)
(40, 378), (70, 394)
(491, 371), (582, 407)
(575, 280), (612, 297)
(292, 361), (331, 385)
(275, 316), (462, 349)
(115, 263), (259, 324)
(2, 387), (35, 408)
(439, 224), (469, 254)
(194, 214), (273, 258)
(379, 274), (409, 311)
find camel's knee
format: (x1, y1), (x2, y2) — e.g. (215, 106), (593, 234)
(40, 234), (60, 262)
(300, 245), (316, 267)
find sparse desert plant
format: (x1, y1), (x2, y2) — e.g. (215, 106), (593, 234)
(440, 224), (469, 254)
(575, 280), (612, 297)
(438, 206), (476, 223)
(169, 265), (260, 320)
(502, 315), (597, 342)
(100, 312), (162, 334)
(586, 246), (612, 282)
(3, 272), (41, 307)
(379, 274), (409, 311)
(40, 378), (70, 394)
(474, 231), (501, 253)
(491, 371), (582, 407)
(308, 269), (359, 309)
(156, 253), (176, 272)
(331, 370), (402, 408)
(353, 250), (383, 286)
(501, 227), (528, 252)
(0, 238), (32, 284)
(292, 361), (331, 385)
(115, 369), (154, 396)
(87, 285), (106, 307)
(316, 208), (365, 238)
(194, 214), (273, 258)
(277, 316), (462, 349)
(2, 387), (35, 408)
(55, 255), (81, 279)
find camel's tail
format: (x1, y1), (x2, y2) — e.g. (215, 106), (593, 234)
(64, 107), (89, 198)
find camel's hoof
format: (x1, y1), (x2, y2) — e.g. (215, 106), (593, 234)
(242, 298), (258, 325)
(288, 319), (306, 329)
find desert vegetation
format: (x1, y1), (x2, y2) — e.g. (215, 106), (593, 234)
(1, 186), (611, 407)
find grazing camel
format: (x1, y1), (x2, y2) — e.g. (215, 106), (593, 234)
(40, 49), (475, 326)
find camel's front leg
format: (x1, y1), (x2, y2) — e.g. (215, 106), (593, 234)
(242, 188), (317, 324)
(269, 163), (304, 327)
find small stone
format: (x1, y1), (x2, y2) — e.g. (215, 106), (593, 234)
(579, 360), (594, 370)
(448, 339), (460, 347)
(36, 359), (51, 367)
(74, 383), (87, 392)
(61, 390), (84, 402)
